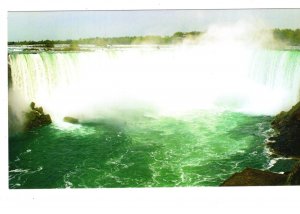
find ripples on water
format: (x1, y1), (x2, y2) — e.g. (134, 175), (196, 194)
(9, 111), (297, 188)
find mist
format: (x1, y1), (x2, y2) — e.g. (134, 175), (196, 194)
(8, 22), (300, 127)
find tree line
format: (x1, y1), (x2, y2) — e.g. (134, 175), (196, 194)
(8, 31), (202, 46)
(8, 29), (300, 46)
(273, 29), (300, 46)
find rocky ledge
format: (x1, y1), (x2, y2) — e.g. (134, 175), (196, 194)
(268, 101), (300, 157)
(222, 101), (300, 186)
(24, 102), (52, 130)
(221, 161), (300, 186)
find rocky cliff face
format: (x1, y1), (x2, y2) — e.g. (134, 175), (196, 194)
(268, 101), (300, 157)
(286, 161), (300, 185)
(222, 101), (300, 186)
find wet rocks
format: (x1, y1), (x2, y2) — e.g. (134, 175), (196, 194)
(286, 161), (300, 185)
(63, 116), (79, 124)
(221, 162), (300, 186)
(220, 168), (288, 186)
(221, 101), (300, 186)
(271, 101), (300, 130)
(24, 102), (52, 130)
(268, 101), (300, 157)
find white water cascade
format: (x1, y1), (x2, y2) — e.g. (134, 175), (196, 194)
(8, 44), (300, 121)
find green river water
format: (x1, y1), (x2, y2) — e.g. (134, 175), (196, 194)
(8, 47), (300, 188)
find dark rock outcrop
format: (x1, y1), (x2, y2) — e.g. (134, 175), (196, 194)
(24, 102), (52, 130)
(221, 161), (300, 186)
(221, 168), (288, 186)
(222, 101), (300, 186)
(63, 116), (79, 124)
(268, 101), (300, 157)
(286, 161), (300, 185)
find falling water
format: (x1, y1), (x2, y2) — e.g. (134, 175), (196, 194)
(8, 46), (300, 121)
(8, 44), (300, 188)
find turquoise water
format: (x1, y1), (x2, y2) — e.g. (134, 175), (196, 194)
(8, 47), (300, 188)
(9, 110), (296, 188)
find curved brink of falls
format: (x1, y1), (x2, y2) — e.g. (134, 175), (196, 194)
(8, 46), (300, 122)
(8, 45), (300, 188)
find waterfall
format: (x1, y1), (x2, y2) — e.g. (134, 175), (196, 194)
(8, 46), (300, 121)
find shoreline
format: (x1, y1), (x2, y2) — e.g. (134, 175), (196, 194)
(222, 101), (300, 186)
(8, 47), (300, 187)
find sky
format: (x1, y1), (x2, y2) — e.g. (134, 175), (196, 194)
(7, 9), (300, 41)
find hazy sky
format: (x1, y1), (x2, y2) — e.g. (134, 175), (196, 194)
(8, 9), (300, 41)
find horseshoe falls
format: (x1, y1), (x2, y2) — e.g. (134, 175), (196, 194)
(8, 45), (300, 188)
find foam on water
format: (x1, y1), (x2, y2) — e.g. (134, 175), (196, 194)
(8, 44), (300, 123)
(7, 25), (300, 188)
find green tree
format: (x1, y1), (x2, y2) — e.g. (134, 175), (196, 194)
(44, 40), (54, 48)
